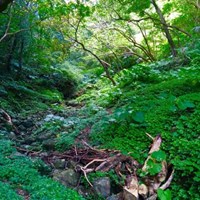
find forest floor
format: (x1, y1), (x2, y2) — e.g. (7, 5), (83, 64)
(0, 61), (200, 199)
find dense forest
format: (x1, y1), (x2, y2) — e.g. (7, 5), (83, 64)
(0, 0), (200, 199)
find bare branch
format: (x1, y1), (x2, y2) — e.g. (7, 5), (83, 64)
(68, 18), (116, 85)
(0, 4), (12, 42)
(0, 3), (30, 43)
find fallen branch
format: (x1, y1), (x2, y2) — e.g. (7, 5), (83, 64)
(14, 146), (42, 156)
(160, 169), (175, 190)
(0, 109), (19, 134)
(18, 135), (174, 200)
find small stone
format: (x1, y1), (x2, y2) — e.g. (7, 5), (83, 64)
(53, 159), (66, 169)
(44, 114), (65, 122)
(8, 132), (16, 139)
(93, 177), (111, 198)
(67, 160), (77, 169)
(193, 26), (200, 33)
(53, 169), (80, 187)
(107, 193), (122, 200)
(44, 114), (54, 122)
(39, 152), (49, 157)
(37, 132), (52, 141)
(11, 152), (25, 157)
(22, 119), (34, 128)
(42, 139), (56, 150)
(24, 136), (36, 144)
(21, 145), (31, 149)
(18, 125), (26, 131)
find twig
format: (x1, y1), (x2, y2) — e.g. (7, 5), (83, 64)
(14, 146), (42, 156)
(146, 132), (154, 140)
(83, 158), (107, 169)
(160, 169), (175, 190)
(82, 167), (93, 187)
(0, 108), (12, 124)
(146, 170), (175, 200)
(0, 109), (19, 134)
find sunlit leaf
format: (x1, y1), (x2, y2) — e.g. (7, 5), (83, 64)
(151, 150), (166, 162)
(158, 189), (172, 200)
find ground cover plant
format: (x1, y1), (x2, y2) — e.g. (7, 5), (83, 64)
(0, 0), (200, 199)
(0, 139), (84, 200)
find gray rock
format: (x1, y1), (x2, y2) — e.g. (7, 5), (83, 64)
(93, 177), (111, 198)
(53, 169), (80, 187)
(107, 193), (121, 200)
(39, 152), (49, 157)
(123, 187), (138, 200)
(37, 132), (52, 141)
(0, 86), (8, 96)
(11, 152), (25, 157)
(8, 132), (16, 140)
(18, 125), (26, 131)
(67, 160), (77, 169)
(21, 145), (31, 150)
(44, 114), (65, 122)
(53, 159), (66, 169)
(22, 119), (34, 128)
(42, 139), (56, 150)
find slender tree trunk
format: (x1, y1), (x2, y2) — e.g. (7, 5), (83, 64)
(75, 39), (116, 85)
(151, 0), (177, 57)
(72, 18), (116, 85)
(18, 39), (24, 70)
(136, 22), (156, 61)
(5, 35), (17, 71)
(0, 0), (12, 12)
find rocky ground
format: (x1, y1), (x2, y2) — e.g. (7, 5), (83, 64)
(0, 106), (119, 199)
(0, 106), (174, 200)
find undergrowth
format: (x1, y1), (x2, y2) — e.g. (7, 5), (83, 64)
(70, 55), (200, 199)
(0, 140), (84, 200)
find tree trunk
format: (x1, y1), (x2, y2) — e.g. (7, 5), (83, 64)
(5, 35), (17, 72)
(0, 0), (13, 12)
(18, 39), (24, 70)
(151, 0), (177, 57)
(76, 39), (116, 85)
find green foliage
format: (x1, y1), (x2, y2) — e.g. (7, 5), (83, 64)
(146, 160), (162, 176)
(0, 1), (200, 199)
(145, 150), (167, 176)
(0, 181), (23, 200)
(76, 56), (200, 198)
(151, 150), (166, 162)
(0, 139), (84, 200)
(115, 65), (161, 88)
(56, 105), (108, 151)
(158, 189), (172, 200)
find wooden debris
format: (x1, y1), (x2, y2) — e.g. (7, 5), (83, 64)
(123, 175), (139, 200)
(139, 184), (148, 198)
(142, 135), (162, 171)
(0, 109), (20, 134)
(15, 134), (174, 199)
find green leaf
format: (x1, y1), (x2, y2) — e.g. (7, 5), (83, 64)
(177, 100), (195, 110)
(147, 159), (162, 175)
(150, 163), (162, 175)
(132, 111), (145, 123)
(169, 105), (177, 112)
(151, 150), (166, 162)
(158, 189), (172, 200)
